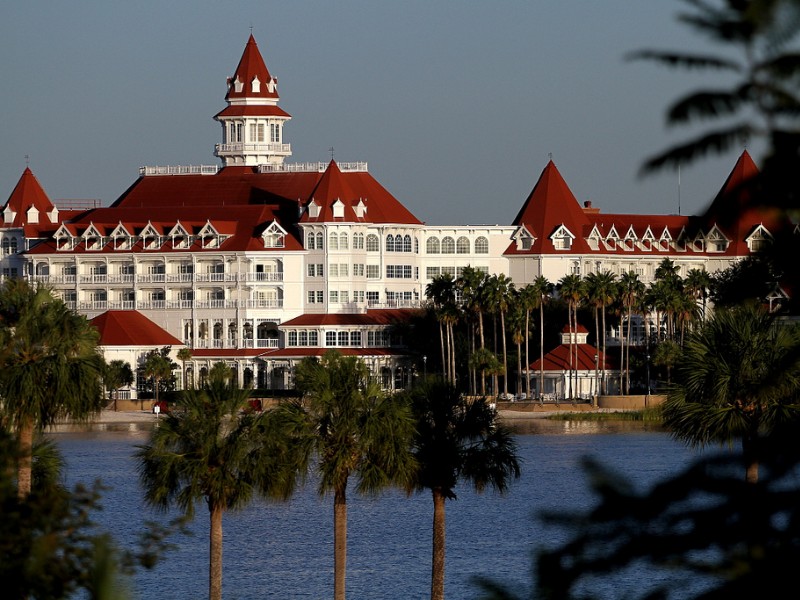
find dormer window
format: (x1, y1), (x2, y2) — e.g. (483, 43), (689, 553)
(3, 206), (16, 224)
(746, 225), (773, 253)
(705, 225), (729, 253)
(332, 199), (345, 219)
(251, 76), (261, 93)
(233, 76), (243, 93)
(551, 225), (575, 251)
(262, 221), (287, 248)
(26, 206), (39, 224)
(169, 222), (191, 249)
(512, 226), (536, 251)
(140, 223), (161, 250)
(82, 224), (104, 251)
(308, 199), (320, 219)
(355, 199), (367, 219)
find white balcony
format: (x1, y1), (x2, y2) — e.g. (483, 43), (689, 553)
(139, 165), (219, 176)
(215, 142), (292, 157)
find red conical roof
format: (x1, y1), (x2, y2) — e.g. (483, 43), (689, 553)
(510, 161), (591, 253)
(226, 34), (279, 101)
(2, 167), (56, 227)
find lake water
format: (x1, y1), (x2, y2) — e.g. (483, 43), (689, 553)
(50, 420), (698, 599)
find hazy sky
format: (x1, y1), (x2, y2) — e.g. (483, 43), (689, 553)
(1, 1), (757, 225)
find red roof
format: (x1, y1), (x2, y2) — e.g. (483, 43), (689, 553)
(225, 34), (280, 102)
(90, 311), (183, 347)
(2, 168), (57, 228)
(530, 343), (617, 371)
(281, 308), (421, 328)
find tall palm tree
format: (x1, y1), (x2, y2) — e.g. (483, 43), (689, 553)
(585, 271), (617, 394)
(142, 348), (174, 406)
(137, 365), (291, 600)
(507, 296), (526, 398)
(270, 351), (416, 600)
(491, 274), (515, 398)
(663, 303), (800, 483)
(557, 274), (585, 400)
(0, 279), (104, 498)
(426, 274), (458, 383)
(404, 380), (520, 600)
(457, 266), (488, 394)
(102, 360), (134, 412)
(529, 276), (552, 401)
(176, 347), (193, 390)
(618, 271), (645, 394)
(684, 268), (711, 322)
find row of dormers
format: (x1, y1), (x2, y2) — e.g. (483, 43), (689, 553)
(513, 223), (777, 254)
(52, 220), (288, 251)
(306, 197), (368, 220)
(228, 74), (277, 95)
(3, 204), (59, 225)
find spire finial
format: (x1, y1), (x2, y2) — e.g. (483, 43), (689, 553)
(329, 146), (335, 162)
(548, 152), (553, 162)
(24, 154), (30, 167)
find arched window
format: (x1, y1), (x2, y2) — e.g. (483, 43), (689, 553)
(306, 233), (316, 250)
(475, 236), (489, 254)
(329, 233), (339, 250)
(367, 234), (379, 252)
(339, 233), (348, 249)
(456, 236), (470, 254)
(316, 232), (324, 250)
(426, 237), (440, 254)
(403, 235), (412, 252)
(385, 235), (395, 252)
(394, 234), (403, 250)
(442, 236), (455, 254)
(353, 232), (364, 249)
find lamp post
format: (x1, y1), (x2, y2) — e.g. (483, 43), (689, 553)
(646, 353), (651, 397)
(423, 355), (427, 379)
(594, 353), (599, 406)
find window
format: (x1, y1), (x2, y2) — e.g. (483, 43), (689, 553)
(329, 291), (339, 303)
(386, 265), (412, 278)
(338, 332), (349, 346)
(366, 234), (379, 252)
(339, 233), (348, 250)
(308, 264), (316, 277)
(306, 232), (316, 250)
(353, 264), (364, 277)
(475, 236), (489, 254)
(326, 332), (336, 346)
(426, 266), (440, 279)
(366, 265), (380, 279)
(403, 235), (412, 252)
(329, 264), (339, 277)
(456, 236), (470, 254)
(288, 331), (298, 346)
(353, 233), (364, 249)
(350, 332), (361, 346)
(339, 264), (349, 277)
(426, 237), (440, 254)
(367, 291), (379, 305)
(316, 232), (324, 249)
(270, 123), (280, 143)
(316, 291), (324, 304)
(353, 290), (364, 303)
(329, 233), (339, 250)
(386, 235), (395, 252)
(308, 291), (317, 304)
(442, 237), (455, 254)
(340, 291), (349, 303)
(395, 235), (403, 250)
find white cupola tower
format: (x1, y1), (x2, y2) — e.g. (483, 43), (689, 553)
(214, 35), (292, 168)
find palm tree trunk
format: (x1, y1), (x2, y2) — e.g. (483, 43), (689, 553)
(209, 503), (223, 600)
(539, 304), (545, 403)
(438, 322), (446, 380)
(479, 313), (486, 395)
(334, 487), (348, 600)
(524, 309), (531, 399)
(17, 416), (34, 499)
(601, 308), (607, 394)
(449, 323), (457, 385)
(431, 488), (446, 600)
(500, 311), (508, 397)
(594, 305), (600, 399)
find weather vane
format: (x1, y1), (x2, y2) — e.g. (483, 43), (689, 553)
(329, 146), (335, 161)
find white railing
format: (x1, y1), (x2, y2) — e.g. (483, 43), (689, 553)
(241, 272), (283, 282)
(258, 161), (368, 173)
(256, 339), (280, 348)
(215, 143), (291, 155)
(139, 165), (219, 176)
(28, 272), (284, 285)
(245, 299), (283, 309)
(79, 274), (108, 284)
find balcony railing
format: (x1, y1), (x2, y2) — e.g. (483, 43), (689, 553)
(139, 165), (219, 176)
(27, 271), (283, 285)
(215, 143), (291, 156)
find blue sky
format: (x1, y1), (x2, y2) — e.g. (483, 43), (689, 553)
(0, 1), (754, 225)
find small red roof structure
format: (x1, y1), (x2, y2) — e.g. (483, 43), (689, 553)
(90, 310), (183, 347)
(2, 167), (57, 228)
(224, 34), (281, 102)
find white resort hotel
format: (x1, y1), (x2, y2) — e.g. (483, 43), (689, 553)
(0, 35), (789, 400)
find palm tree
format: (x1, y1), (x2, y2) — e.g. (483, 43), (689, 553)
(270, 351), (416, 600)
(142, 349), (174, 406)
(426, 274), (458, 383)
(529, 276), (552, 401)
(404, 380), (520, 600)
(585, 271), (617, 394)
(684, 268), (711, 322)
(457, 266), (488, 394)
(0, 279), (104, 498)
(557, 274), (585, 400)
(663, 304), (800, 483)
(176, 347), (193, 390)
(507, 296), (526, 398)
(618, 271), (645, 394)
(102, 360), (134, 412)
(630, 0), (800, 175)
(137, 365), (292, 600)
(491, 274), (515, 398)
